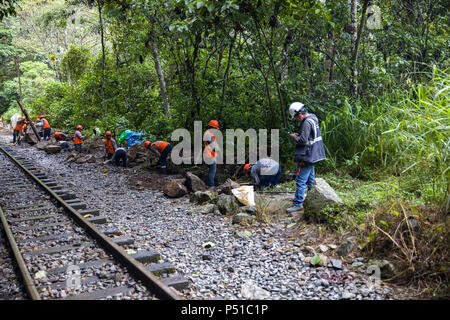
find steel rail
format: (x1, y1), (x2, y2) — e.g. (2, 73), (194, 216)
(0, 206), (41, 300)
(0, 146), (180, 300)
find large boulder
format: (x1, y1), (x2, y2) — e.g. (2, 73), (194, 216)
(24, 132), (39, 145)
(217, 179), (240, 195)
(185, 172), (207, 192)
(304, 178), (343, 216)
(211, 194), (240, 215)
(163, 180), (188, 198)
(43, 144), (62, 154)
(35, 141), (51, 150)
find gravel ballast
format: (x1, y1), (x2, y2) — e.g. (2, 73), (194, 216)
(1, 139), (407, 300)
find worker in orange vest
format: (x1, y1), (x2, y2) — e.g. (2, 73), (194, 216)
(12, 116), (26, 145)
(54, 132), (70, 150)
(105, 131), (118, 160)
(73, 125), (85, 153)
(204, 120), (220, 187)
(40, 115), (51, 140)
(144, 140), (172, 174)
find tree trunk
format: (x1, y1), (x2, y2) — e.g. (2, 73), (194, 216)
(151, 40), (170, 116)
(351, 0), (369, 97)
(218, 28), (237, 120)
(324, 31), (335, 82)
(98, 0), (106, 113)
(349, 0), (358, 96)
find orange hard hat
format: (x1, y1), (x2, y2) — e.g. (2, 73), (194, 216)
(244, 163), (251, 174)
(208, 120), (219, 129)
(76, 125), (83, 130)
(144, 141), (151, 148)
(105, 131), (111, 136)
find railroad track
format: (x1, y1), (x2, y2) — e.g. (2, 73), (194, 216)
(0, 144), (187, 300)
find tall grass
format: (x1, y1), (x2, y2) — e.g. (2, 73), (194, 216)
(322, 68), (449, 206)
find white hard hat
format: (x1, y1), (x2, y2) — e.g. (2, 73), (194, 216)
(289, 102), (305, 119)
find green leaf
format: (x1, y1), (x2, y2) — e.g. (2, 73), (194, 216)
(310, 255), (321, 265)
(242, 230), (252, 236)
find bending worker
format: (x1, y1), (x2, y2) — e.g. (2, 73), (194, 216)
(54, 132), (70, 150)
(286, 102), (326, 214)
(105, 131), (118, 160)
(12, 116), (26, 145)
(244, 158), (281, 190)
(144, 140), (172, 174)
(103, 147), (127, 167)
(73, 125), (85, 153)
(204, 120), (221, 187)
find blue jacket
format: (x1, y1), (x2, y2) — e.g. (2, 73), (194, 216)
(293, 114), (326, 164)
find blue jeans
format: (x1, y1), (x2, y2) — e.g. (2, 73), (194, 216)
(208, 161), (216, 187)
(74, 144), (82, 153)
(43, 128), (51, 140)
(259, 165), (281, 189)
(293, 162), (315, 206)
(114, 149), (127, 167)
(158, 144), (172, 174)
(13, 130), (21, 144)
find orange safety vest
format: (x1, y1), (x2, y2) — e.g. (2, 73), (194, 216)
(14, 120), (25, 132)
(55, 132), (65, 141)
(151, 141), (170, 153)
(42, 118), (50, 129)
(74, 130), (83, 144)
(203, 129), (217, 158)
(105, 138), (116, 154)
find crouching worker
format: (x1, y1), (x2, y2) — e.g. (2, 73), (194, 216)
(244, 158), (281, 190)
(144, 140), (172, 174)
(73, 125), (85, 153)
(104, 131), (117, 160)
(103, 147), (127, 167)
(54, 132), (70, 151)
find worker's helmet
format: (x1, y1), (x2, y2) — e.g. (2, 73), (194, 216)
(289, 102), (305, 119)
(40, 115), (44, 119)
(144, 141), (151, 149)
(208, 120), (219, 129)
(76, 125), (83, 130)
(243, 163), (252, 175)
(105, 131), (111, 136)
(20, 116), (25, 120)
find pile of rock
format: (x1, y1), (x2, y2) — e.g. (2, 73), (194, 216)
(162, 172), (207, 198)
(65, 151), (98, 164)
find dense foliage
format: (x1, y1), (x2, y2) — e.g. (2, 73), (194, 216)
(1, 0), (449, 207)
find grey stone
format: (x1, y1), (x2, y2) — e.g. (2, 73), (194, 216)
(304, 178), (344, 216)
(212, 194), (240, 215)
(368, 259), (397, 279)
(189, 191), (214, 204)
(185, 172), (207, 192)
(188, 204), (215, 215)
(330, 259), (343, 270)
(232, 213), (256, 224)
(217, 179), (240, 195)
(239, 206), (257, 215)
(163, 180), (188, 198)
